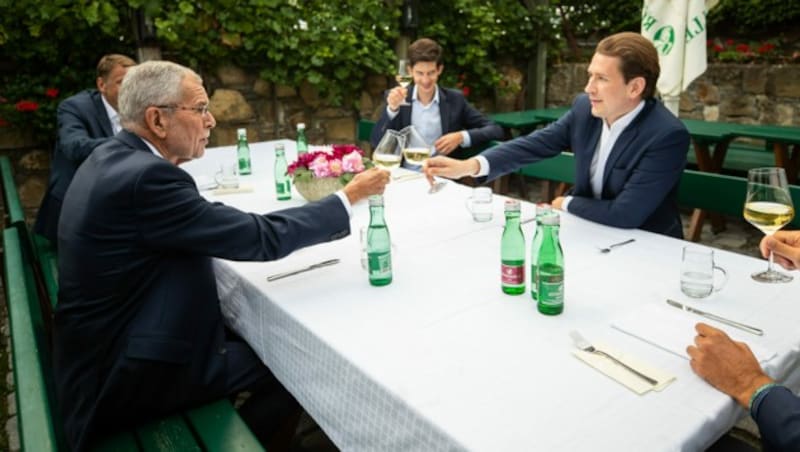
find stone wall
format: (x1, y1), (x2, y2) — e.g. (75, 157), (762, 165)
(546, 63), (800, 126)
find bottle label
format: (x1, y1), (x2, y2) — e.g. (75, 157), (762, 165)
(538, 264), (564, 306)
(368, 251), (392, 277)
(501, 263), (524, 285)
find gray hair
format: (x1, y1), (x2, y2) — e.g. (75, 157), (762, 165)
(118, 61), (202, 127)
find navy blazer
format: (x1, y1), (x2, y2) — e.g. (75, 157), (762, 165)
(369, 86), (503, 159)
(752, 385), (800, 451)
(35, 89), (115, 243)
(480, 94), (689, 238)
(54, 131), (350, 450)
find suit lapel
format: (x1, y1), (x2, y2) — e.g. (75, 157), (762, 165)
(438, 87), (451, 134)
(577, 121), (602, 192)
(91, 91), (114, 137)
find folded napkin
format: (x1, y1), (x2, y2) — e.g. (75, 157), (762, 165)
(611, 303), (775, 363)
(212, 185), (254, 196)
(573, 341), (675, 395)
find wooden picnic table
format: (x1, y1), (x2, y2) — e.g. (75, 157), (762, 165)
(733, 123), (800, 184)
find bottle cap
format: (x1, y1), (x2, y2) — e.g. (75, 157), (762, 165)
(368, 194), (384, 206)
(275, 143), (285, 153)
(539, 211), (560, 225)
(504, 199), (520, 211)
(297, 122), (306, 130)
(237, 128), (247, 138)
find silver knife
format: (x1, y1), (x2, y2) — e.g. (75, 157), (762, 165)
(267, 259), (340, 282)
(666, 299), (763, 336)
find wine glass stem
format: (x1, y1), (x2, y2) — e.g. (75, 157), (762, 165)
(768, 249), (775, 274)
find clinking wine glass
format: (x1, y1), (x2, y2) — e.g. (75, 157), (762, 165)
(401, 125), (433, 167)
(396, 59), (412, 107)
(372, 129), (405, 172)
(743, 167), (795, 283)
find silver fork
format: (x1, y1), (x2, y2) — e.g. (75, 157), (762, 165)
(597, 238), (635, 253)
(569, 331), (658, 386)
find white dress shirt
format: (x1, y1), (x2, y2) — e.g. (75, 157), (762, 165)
(101, 95), (122, 134)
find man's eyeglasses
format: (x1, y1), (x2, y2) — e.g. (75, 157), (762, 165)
(155, 104), (210, 116)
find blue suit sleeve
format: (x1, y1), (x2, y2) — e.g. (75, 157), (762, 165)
(752, 385), (800, 451)
(57, 98), (112, 162)
(457, 98), (504, 146)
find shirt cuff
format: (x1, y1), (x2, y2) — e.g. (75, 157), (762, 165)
(475, 156), (490, 177)
(562, 196), (574, 212)
(334, 191), (353, 217)
(386, 106), (399, 120)
(460, 131), (472, 148)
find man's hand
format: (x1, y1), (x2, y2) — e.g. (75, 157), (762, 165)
(434, 132), (465, 155)
(386, 87), (408, 112)
(342, 168), (390, 205)
(686, 323), (772, 407)
(759, 230), (800, 271)
(423, 156), (479, 185)
(551, 196), (565, 210)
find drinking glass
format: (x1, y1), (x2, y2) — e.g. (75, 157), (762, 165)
(396, 59), (412, 107)
(743, 167), (795, 283)
(402, 125), (432, 167)
(372, 129), (405, 172)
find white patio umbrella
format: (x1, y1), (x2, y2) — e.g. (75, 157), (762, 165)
(641, 0), (719, 116)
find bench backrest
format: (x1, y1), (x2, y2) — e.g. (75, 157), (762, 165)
(678, 169), (800, 228)
(3, 227), (62, 451)
(0, 156), (25, 227)
(517, 151), (576, 184)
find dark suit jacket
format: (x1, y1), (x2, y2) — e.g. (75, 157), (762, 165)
(369, 86), (503, 159)
(35, 89), (115, 243)
(480, 94), (689, 238)
(752, 385), (800, 451)
(54, 131), (350, 451)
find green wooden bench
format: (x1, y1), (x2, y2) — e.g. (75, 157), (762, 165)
(1, 156), (25, 226)
(686, 140), (775, 174)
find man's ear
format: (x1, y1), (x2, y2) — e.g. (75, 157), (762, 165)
(629, 76), (646, 99)
(145, 107), (168, 139)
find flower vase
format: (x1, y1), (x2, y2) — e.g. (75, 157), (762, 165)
(293, 177), (344, 202)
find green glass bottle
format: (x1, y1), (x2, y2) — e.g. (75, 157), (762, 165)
(274, 143), (291, 201)
(536, 212), (564, 315)
(529, 204), (552, 301)
(237, 128), (252, 175)
(296, 122), (308, 156)
(501, 199), (525, 295)
(367, 195), (392, 286)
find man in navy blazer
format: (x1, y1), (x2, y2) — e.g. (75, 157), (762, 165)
(689, 230), (800, 451)
(424, 33), (689, 238)
(54, 61), (390, 451)
(370, 38), (503, 162)
(34, 54), (136, 244)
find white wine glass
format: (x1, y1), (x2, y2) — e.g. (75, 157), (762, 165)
(743, 167), (795, 283)
(372, 129), (405, 173)
(395, 59), (412, 107)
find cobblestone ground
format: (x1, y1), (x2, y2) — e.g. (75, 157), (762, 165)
(0, 178), (770, 452)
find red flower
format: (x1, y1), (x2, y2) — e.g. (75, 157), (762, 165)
(735, 43), (750, 53)
(713, 44), (723, 53)
(45, 88), (59, 98)
(706, 39), (712, 46)
(725, 39), (734, 46)
(15, 100), (39, 112)
(461, 86), (471, 97)
(0, 118), (9, 127)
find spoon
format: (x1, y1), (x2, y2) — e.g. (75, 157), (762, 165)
(597, 238), (635, 254)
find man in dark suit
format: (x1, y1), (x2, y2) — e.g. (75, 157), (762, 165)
(369, 38), (503, 163)
(34, 54), (137, 244)
(424, 32), (689, 238)
(688, 229), (800, 452)
(53, 60), (390, 451)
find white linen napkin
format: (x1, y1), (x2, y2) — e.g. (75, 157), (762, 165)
(611, 303), (775, 363)
(573, 341), (675, 395)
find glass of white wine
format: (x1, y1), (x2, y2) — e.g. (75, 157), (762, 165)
(743, 167), (795, 283)
(372, 129), (405, 172)
(396, 59), (412, 107)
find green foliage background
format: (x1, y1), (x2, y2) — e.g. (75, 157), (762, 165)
(0, 0), (797, 139)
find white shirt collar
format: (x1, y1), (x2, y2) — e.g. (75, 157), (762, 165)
(140, 137), (165, 159)
(604, 100), (645, 133)
(411, 85), (440, 107)
(100, 95), (121, 134)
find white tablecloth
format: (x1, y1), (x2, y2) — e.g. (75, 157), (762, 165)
(183, 141), (800, 452)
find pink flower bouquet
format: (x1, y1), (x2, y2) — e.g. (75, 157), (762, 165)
(288, 144), (373, 184)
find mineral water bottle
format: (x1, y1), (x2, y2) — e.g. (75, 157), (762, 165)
(367, 195), (392, 286)
(530, 204), (552, 301)
(274, 144), (291, 201)
(536, 212), (564, 315)
(237, 128), (252, 175)
(501, 199), (525, 295)
(296, 122), (308, 156)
